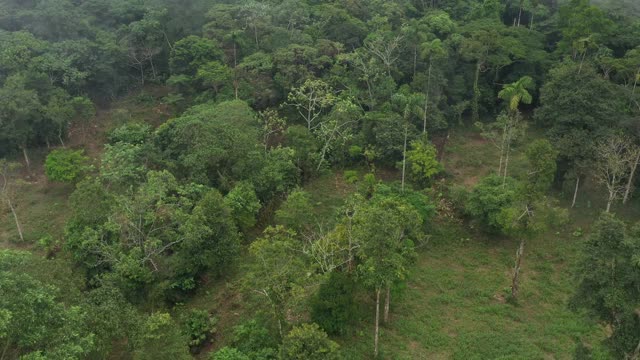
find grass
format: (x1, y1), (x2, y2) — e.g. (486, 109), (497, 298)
(337, 219), (603, 359)
(0, 103), (623, 359)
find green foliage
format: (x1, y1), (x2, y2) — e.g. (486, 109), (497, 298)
(525, 139), (558, 195)
(498, 76), (535, 112)
(280, 323), (340, 360)
(572, 213), (640, 357)
(275, 188), (313, 232)
(354, 196), (422, 291)
(0, 250), (94, 359)
(248, 226), (307, 336)
(211, 347), (251, 360)
(180, 309), (217, 349)
(311, 271), (357, 336)
(44, 149), (90, 183)
(224, 182), (261, 232)
(108, 123), (152, 145)
(230, 319), (278, 359)
(133, 312), (191, 360)
(466, 174), (520, 233)
(177, 189), (240, 279)
(407, 135), (443, 186)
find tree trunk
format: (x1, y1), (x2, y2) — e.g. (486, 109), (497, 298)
(529, 12), (534, 31)
(233, 42), (238, 68)
(139, 64), (145, 87)
(503, 142), (511, 184)
(401, 123), (408, 192)
(606, 191), (614, 213)
(572, 176), (580, 208)
(384, 284), (391, 324)
(423, 59), (432, 133)
(472, 61), (481, 122)
(374, 288), (381, 358)
(511, 239), (525, 299)
(578, 51), (587, 75)
(254, 26), (259, 46)
(631, 336), (640, 360)
(7, 198), (24, 242)
(1, 337), (10, 360)
(623, 151), (640, 204)
(21, 146), (30, 170)
(233, 79), (239, 100)
(149, 56), (157, 80)
(517, 0), (523, 27)
(413, 45), (418, 80)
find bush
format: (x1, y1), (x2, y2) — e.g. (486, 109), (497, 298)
(211, 347), (250, 360)
(311, 272), (356, 335)
(180, 309), (217, 351)
(344, 170), (359, 184)
(465, 174), (520, 233)
(44, 149), (90, 183)
(280, 323), (340, 360)
(231, 319), (278, 359)
(108, 123), (152, 145)
(224, 182), (261, 232)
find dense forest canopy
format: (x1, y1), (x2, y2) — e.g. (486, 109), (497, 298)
(1, 0), (640, 359)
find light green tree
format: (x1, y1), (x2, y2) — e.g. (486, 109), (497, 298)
(498, 76), (535, 113)
(354, 197), (421, 357)
(280, 323), (340, 360)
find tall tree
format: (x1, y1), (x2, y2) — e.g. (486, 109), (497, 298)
(353, 197), (421, 357)
(594, 134), (635, 212)
(572, 213), (640, 358)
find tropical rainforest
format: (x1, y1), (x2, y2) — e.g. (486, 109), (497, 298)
(1, 0), (640, 359)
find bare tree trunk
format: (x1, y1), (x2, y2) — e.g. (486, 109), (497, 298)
(374, 288), (381, 358)
(21, 146), (30, 170)
(606, 191), (614, 213)
(511, 239), (525, 299)
(529, 12), (535, 31)
(149, 57), (157, 80)
(401, 123), (408, 192)
(503, 142), (511, 184)
(423, 60), (432, 133)
(517, 0), (523, 27)
(384, 284), (390, 324)
(623, 151), (640, 204)
(7, 198), (24, 242)
(572, 176), (580, 208)
(578, 51), (587, 75)
(234, 79), (239, 100)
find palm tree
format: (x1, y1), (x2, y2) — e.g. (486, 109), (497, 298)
(498, 76), (535, 113)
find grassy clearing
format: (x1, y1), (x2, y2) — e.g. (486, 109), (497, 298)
(338, 220), (603, 359)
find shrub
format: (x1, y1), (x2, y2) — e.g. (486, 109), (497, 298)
(44, 149), (90, 183)
(180, 309), (217, 351)
(280, 323), (340, 360)
(211, 347), (250, 360)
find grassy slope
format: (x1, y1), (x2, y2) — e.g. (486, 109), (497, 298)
(1, 98), (628, 359)
(336, 129), (606, 359)
(0, 88), (171, 248)
(189, 126), (609, 359)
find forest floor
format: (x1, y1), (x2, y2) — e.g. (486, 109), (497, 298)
(2, 97), (637, 359)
